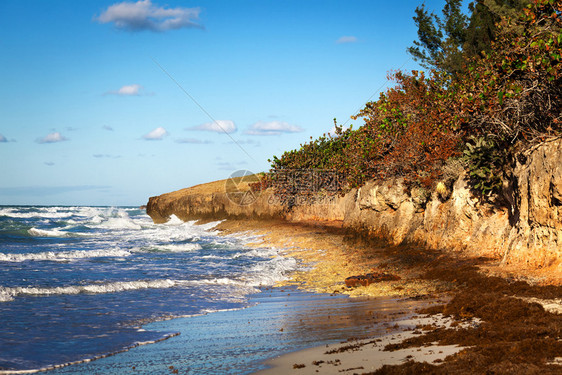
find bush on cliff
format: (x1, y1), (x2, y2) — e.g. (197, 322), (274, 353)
(266, 0), (562, 204)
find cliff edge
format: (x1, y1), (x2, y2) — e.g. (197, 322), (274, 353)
(147, 139), (562, 276)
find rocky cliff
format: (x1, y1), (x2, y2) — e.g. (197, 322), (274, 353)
(147, 138), (562, 271)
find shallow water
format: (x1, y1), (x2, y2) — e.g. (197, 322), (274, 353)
(0, 206), (297, 372)
(51, 288), (422, 374)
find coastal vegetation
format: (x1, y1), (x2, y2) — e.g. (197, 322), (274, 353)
(264, 0), (562, 204)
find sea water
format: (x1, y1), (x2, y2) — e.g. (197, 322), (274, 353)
(0, 206), (298, 372)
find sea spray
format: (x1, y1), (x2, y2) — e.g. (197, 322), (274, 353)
(0, 206), (298, 372)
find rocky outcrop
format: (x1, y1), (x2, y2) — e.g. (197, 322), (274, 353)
(146, 186), (284, 224)
(503, 138), (562, 267)
(147, 138), (562, 269)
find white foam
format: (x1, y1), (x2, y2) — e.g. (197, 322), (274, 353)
(96, 217), (142, 230)
(163, 215), (185, 226)
(0, 248), (132, 262)
(198, 255), (222, 259)
(194, 220), (223, 231)
(245, 255), (298, 286)
(176, 278), (261, 302)
(0, 279), (177, 302)
(89, 210), (143, 230)
(90, 215), (104, 224)
(150, 243), (202, 252)
(27, 228), (68, 237)
(0, 208), (74, 219)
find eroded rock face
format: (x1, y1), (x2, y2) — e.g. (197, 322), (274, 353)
(146, 139), (562, 269)
(341, 176), (510, 259)
(505, 139), (562, 267)
(146, 188), (285, 224)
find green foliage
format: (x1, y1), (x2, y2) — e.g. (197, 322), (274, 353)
(268, 0), (562, 206)
(271, 70), (463, 193)
(463, 137), (504, 197)
(408, 0), (468, 75)
(465, 0), (531, 57)
(457, 0), (562, 142)
(408, 0), (529, 76)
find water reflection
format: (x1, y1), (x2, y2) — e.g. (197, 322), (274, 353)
(52, 287), (429, 375)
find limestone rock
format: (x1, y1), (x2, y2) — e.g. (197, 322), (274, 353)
(146, 139), (562, 271)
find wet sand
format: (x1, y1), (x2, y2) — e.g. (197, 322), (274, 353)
(50, 287), (430, 375)
(255, 314), (471, 375)
(51, 217), (562, 374)
(215, 219), (562, 374)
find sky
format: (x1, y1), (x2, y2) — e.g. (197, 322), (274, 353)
(0, 0), (449, 206)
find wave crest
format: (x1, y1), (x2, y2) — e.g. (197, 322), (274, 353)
(0, 279), (177, 302)
(0, 248), (132, 262)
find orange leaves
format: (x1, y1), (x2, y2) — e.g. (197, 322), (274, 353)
(269, 0), (562, 201)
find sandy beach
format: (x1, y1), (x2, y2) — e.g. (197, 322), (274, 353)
(48, 286), (429, 374)
(39, 216), (562, 374)
(215, 218), (562, 374)
(255, 314), (472, 375)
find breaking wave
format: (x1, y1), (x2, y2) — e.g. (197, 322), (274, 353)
(0, 248), (132, 262)
(27, 227), (74, 237)
(0, 279), (178, 302)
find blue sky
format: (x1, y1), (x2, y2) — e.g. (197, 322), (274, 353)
(0, 0), (448, 206)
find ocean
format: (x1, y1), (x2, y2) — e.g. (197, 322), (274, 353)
(0, 206), (299, 373)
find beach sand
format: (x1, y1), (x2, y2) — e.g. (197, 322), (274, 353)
(50, 218), (562, 374)
(49, 287), (429, 375)
(255, 314), (472, 375)
(215, 218), (562, 374)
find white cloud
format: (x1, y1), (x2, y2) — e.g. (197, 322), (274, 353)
(336, 36), (358, 44)
(37, 132), (68, 144)
(93, 154), (122, 159)
(175, 138), (212, 144)
(0, 134), (7, 142)
(188, 120), (237, 134)
(227, 139), (261, 147)
(96, 0), (202, 32)
(245, 121), (303, 136)
(106, 84), (143, 96)
(142, 126), (168, 140)
(216, 160), (248, 171)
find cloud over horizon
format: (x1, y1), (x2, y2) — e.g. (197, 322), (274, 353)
(106, 84), (144, 96)
(187, 120), (237, 134)
(37, 132), (68, 144)
(142, 126), (168, 140)
(336, 36), (358, 44)
(96, 0), (202, 32)
(0, 185), (111, 197)
(226, 139), (261, 147)
(175, 138), (213, 144)
(216, 160), (248, 171)
(245, 121), (303, 136)
(93, 154), (122, 159)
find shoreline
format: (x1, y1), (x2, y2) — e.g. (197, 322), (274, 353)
(48, 286), (429, 375)
(254, 313), (473, 375)
(213, 218), (562, 374)
(41, 217), (436, 375)
(38, 216), (562, 374)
